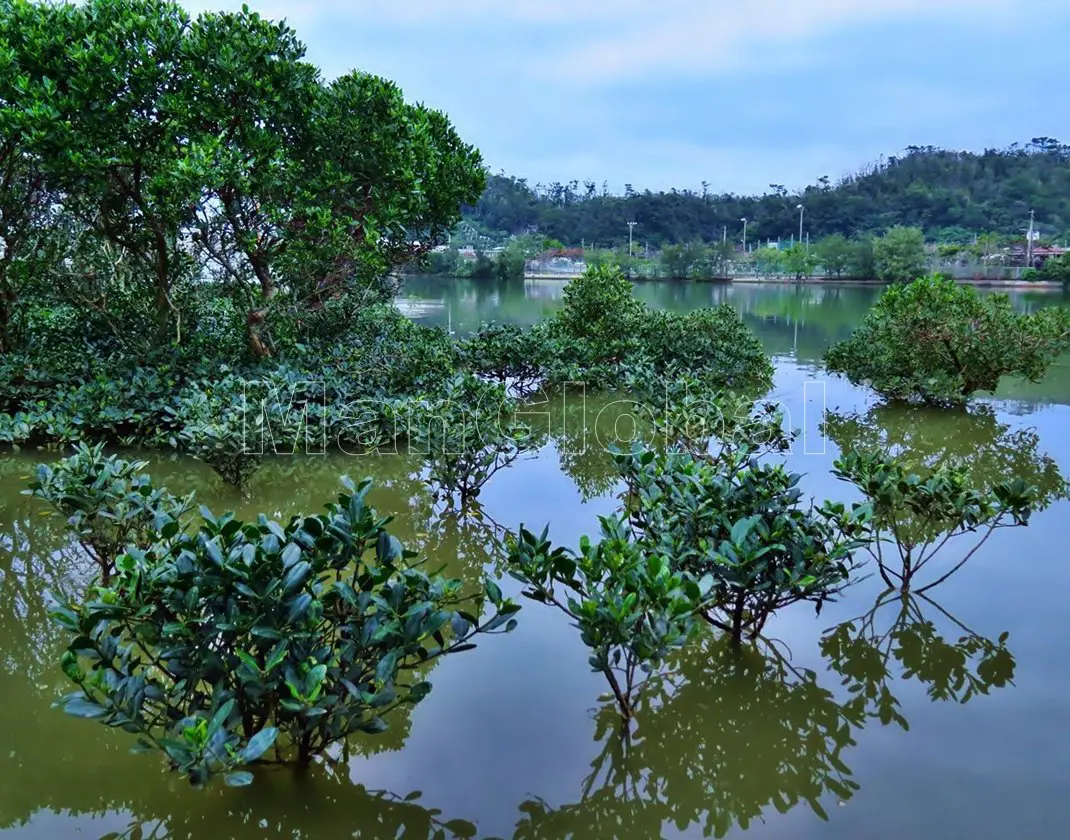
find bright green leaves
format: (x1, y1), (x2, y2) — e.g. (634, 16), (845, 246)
(617, 443), (864, 645)
(508, 516), (708, 720)
(826, 274), (1070, 404)
(49, 469), (519, 788)
(873, 226), (927, 283)
(833, 450), (1038, 592)
(24, 441), (193, 583)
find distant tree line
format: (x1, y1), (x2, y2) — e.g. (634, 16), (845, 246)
(466, 140), (1070, 249)
(583, 226), (928, 283)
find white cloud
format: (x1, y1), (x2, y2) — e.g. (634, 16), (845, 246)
(183, 0), (1041, 84)
(544, 0), (1022, 84)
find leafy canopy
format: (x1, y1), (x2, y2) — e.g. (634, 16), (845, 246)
(825, 275), (1070, 404)
(51, 474), (519, 787)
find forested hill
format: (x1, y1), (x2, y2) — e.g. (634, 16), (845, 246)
(465, 139), (1070, 247)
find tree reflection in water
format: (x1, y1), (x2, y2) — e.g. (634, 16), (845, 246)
(10, 777), (481, 840)
(822, 589), (1015, 729)
(513, 635), (864, 840)
(823, 403), (1067, 506)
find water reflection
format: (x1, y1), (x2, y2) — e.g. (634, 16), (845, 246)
(513, 636), (864, 839)
(821, 590), (1015, 727)
(10, 778), (481, 840)
(823, 403), (1068, 505)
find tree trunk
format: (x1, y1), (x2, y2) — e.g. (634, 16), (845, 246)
(0, 287), (14, 353)
(247, 254), (274, 357)
(153, 231), (174, 343)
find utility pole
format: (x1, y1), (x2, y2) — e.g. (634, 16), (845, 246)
(627, 221), (637, 259)
(797, 204), (805, 251)
(722, 225), (727, 244)
(741, 218), (748, 254)
(1026, 209), (1036, 268)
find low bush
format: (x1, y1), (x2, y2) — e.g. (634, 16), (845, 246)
(26, 442), (193, 583)
(826, 275), (1070, 404)
(51, 475), (519, 787)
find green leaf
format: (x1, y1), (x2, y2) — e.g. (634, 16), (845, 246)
(360, 716), (388, 734)
(240, 727), (278, 763)
(280, 542), (301, 569)
(208, 698), (235, 738)
(282, 560), (311, 594)
(376, 531), (403, 564)
(376, 651), (398, 684)
(60, 697), (107, 718)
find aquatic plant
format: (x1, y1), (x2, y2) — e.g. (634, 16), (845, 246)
(25, 442), (193, 583)
(407, 374), (537, 509)
(507, 519), (714, 721)
(825, 275), (1070, 404)
(50, 476), (519, 787)
(832, 450), (1036, 592)
(615, 444), (867, 646)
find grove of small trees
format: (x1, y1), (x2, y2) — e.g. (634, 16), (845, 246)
(0, 0), (485, 356)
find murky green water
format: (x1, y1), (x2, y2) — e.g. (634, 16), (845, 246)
(4, 279), (1070, 839)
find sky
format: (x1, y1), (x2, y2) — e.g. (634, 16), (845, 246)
(187, 0), (1070, 195)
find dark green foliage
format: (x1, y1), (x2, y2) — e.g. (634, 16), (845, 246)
(614, 444), (866, 645)
(25, 442), (193, 582)
(166, 380), (265, 490)
(1027, 253), (1070, 283)
(832, 450), (1036, 592)
(0, 0), (484, 357)
(51, 475), (519, 787)
(553, 264), (645, 358)
(460, 265), (773, 394)
(823, 403), (1068, 509)
(825, 275), (1070, 404)
(406, 374), (536, 508)
(507, 520), (713, 720)
(467, 142), (1070, 247)
(458, 323), (549, 393)
(633, 307), (773, 390)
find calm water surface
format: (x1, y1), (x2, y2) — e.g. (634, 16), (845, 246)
(3, 279), (1070, 839)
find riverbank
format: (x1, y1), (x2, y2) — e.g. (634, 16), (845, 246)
(523, 273), (1065, 290)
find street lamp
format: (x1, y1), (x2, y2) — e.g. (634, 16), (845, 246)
(741, 217), (748, 254)
(797, 204), (805, 249)
(627, 221), (637, 259)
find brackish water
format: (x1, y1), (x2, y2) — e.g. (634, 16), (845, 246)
(3, 279), (1070, 839)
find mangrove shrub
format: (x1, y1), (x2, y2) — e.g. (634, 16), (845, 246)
(51, 476), (519, 787)
(825, 275), (1070, 404)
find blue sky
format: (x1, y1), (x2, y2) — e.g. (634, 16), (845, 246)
(188, 0), (1070, 195)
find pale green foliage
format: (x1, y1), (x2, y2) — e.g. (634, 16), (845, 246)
(815, 234), (853, 278)
(782, 243), (817, 280)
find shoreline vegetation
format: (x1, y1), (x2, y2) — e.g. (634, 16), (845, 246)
(6, 0), (1070, 822)
(520, 273), (1066, 288)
